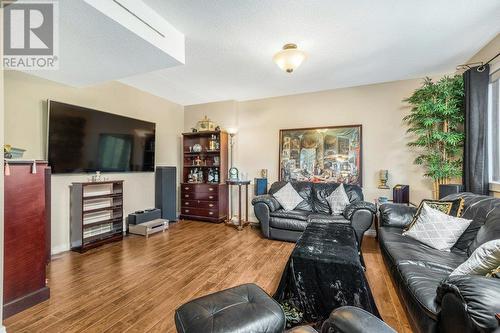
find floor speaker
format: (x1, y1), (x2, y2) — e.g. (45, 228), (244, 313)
(155, 166), (177, 221)
(393, 185), (410, 205)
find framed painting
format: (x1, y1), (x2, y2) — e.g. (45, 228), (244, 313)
(279, 125), (362, 185)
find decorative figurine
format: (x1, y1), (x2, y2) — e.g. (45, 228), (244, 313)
(378, 169), (390, 189)
(196, 115), (217, 132)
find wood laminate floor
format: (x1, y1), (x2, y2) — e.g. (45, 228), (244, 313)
(4, 221), (412, 333)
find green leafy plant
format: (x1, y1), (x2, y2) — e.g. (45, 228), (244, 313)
(403, 75), (464, 198)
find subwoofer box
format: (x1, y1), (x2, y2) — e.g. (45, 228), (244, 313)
(128, 209), (161, 225)
(439, 184), (464, 199)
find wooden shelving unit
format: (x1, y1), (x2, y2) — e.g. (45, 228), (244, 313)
(180, 131), (228, 223)
(70, 180), (124, 252)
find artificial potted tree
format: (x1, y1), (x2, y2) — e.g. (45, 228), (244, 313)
(403, 75), (464, 199)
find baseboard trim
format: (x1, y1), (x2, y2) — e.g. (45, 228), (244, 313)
(51, 244), (70, 255)
(3, 287), (50, 319)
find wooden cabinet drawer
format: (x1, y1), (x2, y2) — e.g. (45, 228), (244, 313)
(181, 191), (218, 201)
(181, 207), (218, 218)
(182, 200), (217, 209)
(181, 184), (218, 193)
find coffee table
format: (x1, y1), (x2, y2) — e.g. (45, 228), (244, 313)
(274, 222), (379, 327)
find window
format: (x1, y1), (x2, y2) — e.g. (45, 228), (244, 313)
(489, 77), (500, 183)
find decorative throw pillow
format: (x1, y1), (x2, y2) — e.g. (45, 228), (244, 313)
(404, 198), (464, 231)
(450, 239), (500, 276)
(487, 265), (500, 278)
(403, 203), (472, 251)
(326, 183), (350, 215)
(272, 182), (304, 211)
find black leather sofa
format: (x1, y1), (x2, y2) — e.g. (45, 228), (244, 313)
(252, 181), (375, 248)
(379, 192), (500, 333)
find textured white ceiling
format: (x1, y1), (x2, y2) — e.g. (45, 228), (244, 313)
(122, 1), (499, 105)
(25, 0), (184, 86)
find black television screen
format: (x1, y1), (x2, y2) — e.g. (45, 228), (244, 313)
(47, 100), (156, 174)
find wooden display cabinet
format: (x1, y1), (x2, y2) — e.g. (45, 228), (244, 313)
(4, 160), (51, 318)
(180, 131), (228, 223)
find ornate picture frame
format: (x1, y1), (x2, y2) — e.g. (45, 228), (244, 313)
(278, 125), (362, 185)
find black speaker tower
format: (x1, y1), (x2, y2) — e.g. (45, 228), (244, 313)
(155, 166), (177, 221)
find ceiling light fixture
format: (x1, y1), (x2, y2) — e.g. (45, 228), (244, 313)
(273, 43), (307, 73)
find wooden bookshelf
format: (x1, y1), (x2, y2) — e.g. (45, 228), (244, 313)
(180, 131), (228, 223)
(70, 180), (124, 252)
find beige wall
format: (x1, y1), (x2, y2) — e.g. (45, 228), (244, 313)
(466, 33), (499, 69)
(4, 71), (184, 254)
(185, 78), (434, 221)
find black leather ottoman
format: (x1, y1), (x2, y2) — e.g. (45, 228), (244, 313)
(175, 283), (286, 333)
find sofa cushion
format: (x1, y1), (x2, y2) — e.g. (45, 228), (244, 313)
(379, 227), (467, 270)
(307, 213), (349, 224)
(443, 193), (500, 252)
(402, 203), (472, 251)
(326, 184), (350, 215)
(404, 198), (464, 231)
(270, 209), (310, 221)
(451, 239), (500, 276)
(312, 183), (363, 214)
(396, 262), (451, 316)
(269, 217), (308, 232)
(468, 205), (500, 254)
(269, 182), (313, 212)
(273, 182), (305, 211)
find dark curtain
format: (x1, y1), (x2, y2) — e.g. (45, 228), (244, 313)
(463, 65), (490, 195)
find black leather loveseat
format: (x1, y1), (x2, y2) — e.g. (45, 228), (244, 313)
(379, 193), (500, 333)
(252, 181), (375, 248)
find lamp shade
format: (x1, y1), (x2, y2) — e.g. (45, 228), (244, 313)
(273, 43), (307, 73)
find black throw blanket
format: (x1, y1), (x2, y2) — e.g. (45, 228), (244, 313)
(274, 222), (379, 327)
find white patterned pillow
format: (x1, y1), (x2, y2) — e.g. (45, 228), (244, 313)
(326, 183), (350, 215)
(450, 240), (500, 276)
(272, 182), (304, 211)
(403, 203), (472, 251)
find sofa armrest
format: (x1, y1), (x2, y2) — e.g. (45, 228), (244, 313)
(379, 203), (417, 229)
(343, 201), (375, 249)
(321, 306), (395, 333)
(252, 195), (280, 239)
(251, 194), (281, 212)
(437, 275), (500, 333)
(343, 201), (376, 220)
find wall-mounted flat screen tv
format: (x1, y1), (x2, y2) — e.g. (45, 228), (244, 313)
(47, 100), (156, 174)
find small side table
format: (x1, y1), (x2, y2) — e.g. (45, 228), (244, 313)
(226, 180), (251, 231)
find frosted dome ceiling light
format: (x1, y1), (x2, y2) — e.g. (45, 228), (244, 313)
(273, 43), (307, 73)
